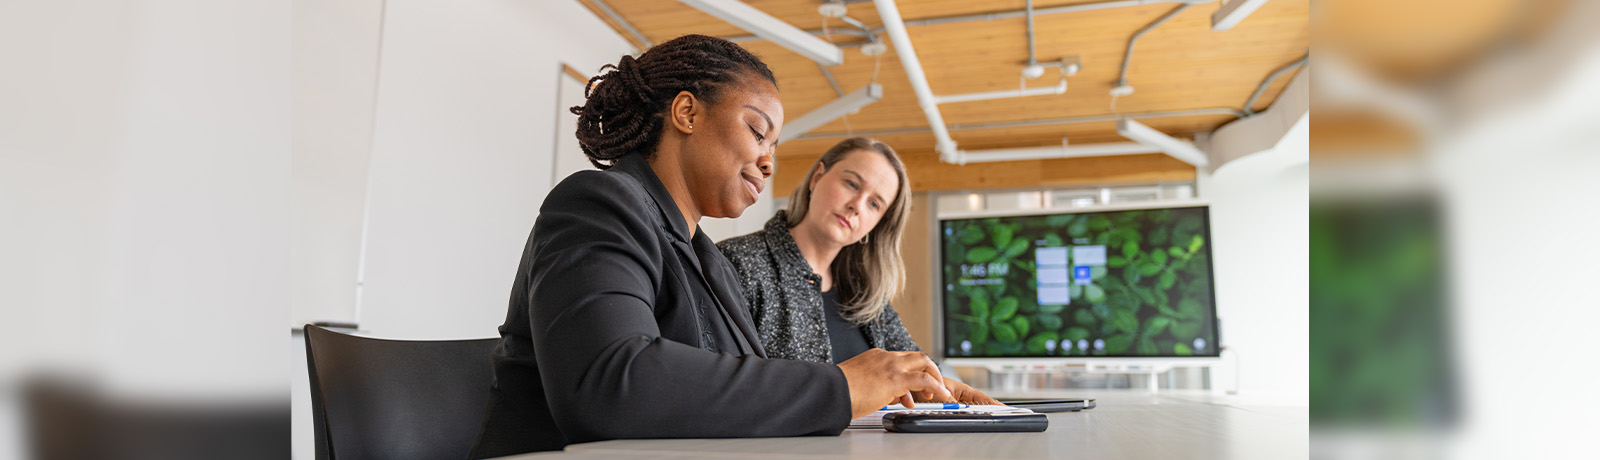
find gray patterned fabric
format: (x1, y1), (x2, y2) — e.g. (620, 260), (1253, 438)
(716, 211), (920, 364)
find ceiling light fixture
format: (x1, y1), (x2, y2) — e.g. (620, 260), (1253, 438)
(679, 0), (845, 66)
(953, 142), (1159, 164)
(935, 79), (1066, 105)
(1116, 118), (1210, 167)
(776, 84), (883, 144)
(1211, 0), (1269, 31)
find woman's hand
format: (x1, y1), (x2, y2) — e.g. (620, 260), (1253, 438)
(837, 349), (953, 418)
(915, 377), (1002, 406)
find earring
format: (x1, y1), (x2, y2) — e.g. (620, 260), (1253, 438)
(859, 233), (870, 245)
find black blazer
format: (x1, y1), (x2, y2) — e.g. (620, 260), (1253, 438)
(469, 153), (851, 458)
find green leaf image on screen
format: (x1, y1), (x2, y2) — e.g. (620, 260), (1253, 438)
(941, 206), (1219, 358)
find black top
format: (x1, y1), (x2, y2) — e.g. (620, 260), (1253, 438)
(716, 212), (921, 365)
(820, 289), (871, 364)
(468, 153), (851, 459)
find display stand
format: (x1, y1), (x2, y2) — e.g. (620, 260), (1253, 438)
(949, 358), (1221, 392)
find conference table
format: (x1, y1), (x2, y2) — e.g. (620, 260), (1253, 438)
(498, 390), (1307, 459)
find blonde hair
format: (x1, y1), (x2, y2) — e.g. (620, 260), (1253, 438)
(785, 137), (912, 325)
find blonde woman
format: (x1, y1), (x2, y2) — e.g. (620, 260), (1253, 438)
(718, 137), (998, 404)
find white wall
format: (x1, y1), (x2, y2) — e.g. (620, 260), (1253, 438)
(1201, 114), (1310, 405)
(291, 0), (385, 327)
(5, 0), (293, 453)
(1, 0), (290, 399)
(1433, 27), (1600, 456)
(0, 0), (127, 383)
(290, 2), (637, 458)
(551, 73), (597, 190)
(299, 0), (782, 340)
(288, 2), (385, 457)
(354, 0), (636, 340)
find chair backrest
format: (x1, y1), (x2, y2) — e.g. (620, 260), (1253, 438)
(304, 325), (498, 460)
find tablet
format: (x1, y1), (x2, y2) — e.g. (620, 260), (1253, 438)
(883, 411), (1049, 433)
(996, 398), (1096, 413)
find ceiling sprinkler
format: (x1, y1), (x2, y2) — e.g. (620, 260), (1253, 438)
(818, 2), (847, 18)
(1023, 56), (1083, 79)
(1061, 56), (1082, 76)
(860, 40), (887, 56)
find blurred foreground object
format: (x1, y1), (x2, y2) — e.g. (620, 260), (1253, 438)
(23, 375), (286, 460)
(1310, 199), (1457, 427)
(1313, 0), (1600, 459)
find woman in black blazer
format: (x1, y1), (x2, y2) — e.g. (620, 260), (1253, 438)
(469, 35), (954, 459)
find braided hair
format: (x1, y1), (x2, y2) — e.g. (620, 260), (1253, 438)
(571, 34), (777, 169)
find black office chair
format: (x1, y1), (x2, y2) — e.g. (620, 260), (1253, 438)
(304, 324), (498, 460)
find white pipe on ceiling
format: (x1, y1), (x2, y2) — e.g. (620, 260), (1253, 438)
(871, 0), (960, 162)
(726, 0), (1210, 43)
(873, 0), (1229, 166)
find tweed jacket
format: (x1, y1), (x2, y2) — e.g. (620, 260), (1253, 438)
(716, 211), (920, 364)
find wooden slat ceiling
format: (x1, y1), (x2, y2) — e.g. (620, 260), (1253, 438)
(577, 0), (1309, 188)
(1317, 0), (1566, 84)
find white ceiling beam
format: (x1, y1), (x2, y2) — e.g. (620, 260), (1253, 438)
(1117, 119), (1210, 167)
(1211, 0), (1269, 31)
(776, 84), (882, 144)
(678, 0), (845, 66)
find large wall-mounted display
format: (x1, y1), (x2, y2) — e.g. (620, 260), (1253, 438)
(940, 205), (1220, 358)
